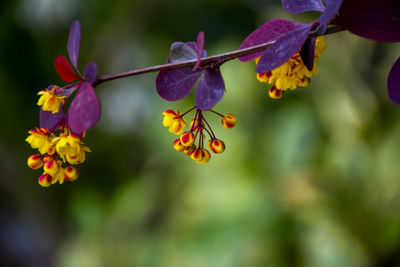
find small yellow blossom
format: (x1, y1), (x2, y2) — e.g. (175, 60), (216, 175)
(37, 86), (66, 113)
(25, 128), (54, 154)
(162, 110), (187, 135)
(51, 133), (91, 165)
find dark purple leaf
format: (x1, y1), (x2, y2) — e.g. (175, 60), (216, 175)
(156, 69), (202, 101)
(300, 37), (316, 71)
(67, 82), (100, 134)
(40, 106), (64, 130)
(67, 20), (81, 70)
(388, 57), (400, 105)
(193, 31), (204, 71)
(339, 0), (400, 42)
(169, 42), (197, 63)
(239, 19), (305, 62)
(319, 0), (343, 27)
(282, 0), (325, 14)
(195, 69), (225, 110)
(256, 23), (312, 73)
(83, 62), (98, 84)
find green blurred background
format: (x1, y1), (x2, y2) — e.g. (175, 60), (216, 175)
(1, 0), (400, 266)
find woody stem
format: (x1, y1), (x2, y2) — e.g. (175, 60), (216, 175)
(94, 24), (345, 86)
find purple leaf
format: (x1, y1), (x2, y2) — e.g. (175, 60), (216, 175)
(67, 20), (81, 70)
(195, 69), (225, 110)
(256, 23), (312, 73)
(169, 42), (197, 63)
(67, 82), (100, 134)
(300, 37), (316, 71)
(60, 85), (79, 98)
(318, 0), (343, 27)
(239, 19), (305, 62)
(339, 0), (400, 42)
(156, 68), (202, 101)
(282, 0), (325, 14)
(388, 57), (400, 105)
(83, 62), (98, 84)
(193, 31), (204, 71)
(40, 106), (64, 130)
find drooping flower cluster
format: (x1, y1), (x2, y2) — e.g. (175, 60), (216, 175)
(256, 36), (326, 99)
(239, 0), (343, 98)
(156, 32), (238, 159)
(162, 107), (236, 163)
(26, 20), (101, 187)
(26, 125), (89, 186)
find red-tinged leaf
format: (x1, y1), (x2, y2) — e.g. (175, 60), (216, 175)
(193, 31), (204, 71)
(282, 0), (325, 14)
(67, 82), (100, 134)
(239, 19), (305, 62)
(339, 0), (400, 42)
(156, 68), (202, 101)
(256, 23), (312, 73)
(67, 20), (81, 70)
(388, 57), (400, 105)
(55, 55), (80, 82)
(195, 68), (225, 110)
(83, 62), (98, 84)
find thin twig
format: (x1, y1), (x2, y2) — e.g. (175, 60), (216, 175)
(95, 24), (345, 86)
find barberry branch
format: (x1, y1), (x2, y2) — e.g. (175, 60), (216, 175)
(95, 24), (345, 86)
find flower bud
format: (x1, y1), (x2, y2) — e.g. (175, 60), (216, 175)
(43, 160), (59, 176)
(47, 145), (56, 155)
(27, 154), (43, 169)
(64, 166), (79, 181)
(38, 173), (52, 187)
(197, 149), (211, 164)
(222, 114), (237, 129)
(191, 148), (205, 162)
(173, 138), (186, 152)
(208, 139), (225, 154)
(180, 131), (195, 147)
(269, 85), (283, 99)
(184, 145), (196, 156)
(43, 155), (53, 163)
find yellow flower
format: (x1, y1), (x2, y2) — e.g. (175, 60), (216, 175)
(25, 128), (54, 154)
(256, 36), (326, 98)
(37, 86), (66, 113)
(162, 110), (187, 135)
(53, 167), (66, 184)
(51, 133), (91, 165)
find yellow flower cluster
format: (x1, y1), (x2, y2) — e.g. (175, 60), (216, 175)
(162, 108), (236, 163)
(256, 36), (327, 99)
(25, 128), (90, 187)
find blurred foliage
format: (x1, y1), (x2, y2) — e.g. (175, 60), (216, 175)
(1, 0), (400, 266)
